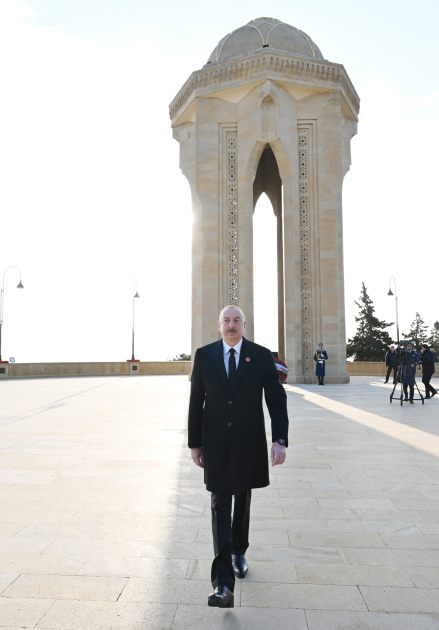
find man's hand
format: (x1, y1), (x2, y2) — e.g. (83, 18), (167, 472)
(190, 447), (204, 468)
(271, 442), (286, 467)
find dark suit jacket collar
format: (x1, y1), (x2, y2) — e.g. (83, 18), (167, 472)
(213, 339), (229, 391)
(229, 337), (255, 396)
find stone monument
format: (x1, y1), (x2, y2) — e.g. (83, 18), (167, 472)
(169, 18), (359, 383)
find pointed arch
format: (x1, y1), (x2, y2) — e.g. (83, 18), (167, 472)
(260, 95), (276, 138)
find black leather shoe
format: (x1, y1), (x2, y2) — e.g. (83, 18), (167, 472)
(432, 390), (437, 398)
(409, 399), (414, 404)
(404, 397), (409, 401)
(232, 554), (248, 579)
(208, 586), (234, 608)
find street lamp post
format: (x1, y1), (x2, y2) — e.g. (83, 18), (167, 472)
(131, 280), (140, 361)
(387, 276), (399, 345)
(0, 266), (24, 362)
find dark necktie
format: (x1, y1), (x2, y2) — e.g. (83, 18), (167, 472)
(228, 348), (237, 385)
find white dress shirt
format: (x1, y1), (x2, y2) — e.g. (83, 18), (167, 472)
(223, 338), (243, 377)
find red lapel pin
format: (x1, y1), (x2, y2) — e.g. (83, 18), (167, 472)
(246, 357), (250, 362)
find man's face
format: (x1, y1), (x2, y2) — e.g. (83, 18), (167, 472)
(407, 344), (413, 351)
(319, 345), (323, 350)
(218, 308), (246, 344)
(390, 346), (395, 352)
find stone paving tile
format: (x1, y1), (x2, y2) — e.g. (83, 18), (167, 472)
(0, 597), (54, 627)
(171, 605), (308, 629)
(381, 533), (439, 549)
(282, 507), (365, 520)
(0, 552), (87, 574)
(185, 559), (298, 583)
(296, 563), (414, 586)
(0, 573), (19, 593)
(77, 555), (189, 578)
(119, 577), (219, 604)
(241, 582), (367, 610)
(2, 574), (127, 601)
(138, 542), (213, 560)
(342, 548), (439, 566)
(0, 523), (27, 537)
(36, 600), (177, 630)
(279, 488), (352, 498)
(360, 586), (439, 613)
(403, 567), (439, 587)
(250, 518), (332, 531)
(413, 521), (439, 534)
(247, 544), (344, 564)
(251, 497), (319, 507)
(317, 499), (396, 509)
(0, 537), (55, 554)
(43, 538), (147, 557)
(305, 610), (439, 629)
(103, 526), (199, 543)
(15, 524), (109, 540)
(288, 531), (386, 548)
(362, 509), (439, 522)
(328, 520), (421, 534)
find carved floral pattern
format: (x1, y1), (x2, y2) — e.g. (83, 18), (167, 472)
(299, 129), (313, 374)
(227, 132), (238, 305)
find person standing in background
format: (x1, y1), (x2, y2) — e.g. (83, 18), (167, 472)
(420, 343), (437, 399)
(385, 345), (398, 384)
(314, 343), (328, 385)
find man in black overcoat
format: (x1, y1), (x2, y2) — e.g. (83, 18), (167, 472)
(420, 343), (437, 399)
(385, 345), (398, 384)
(188, 305), (289, 608)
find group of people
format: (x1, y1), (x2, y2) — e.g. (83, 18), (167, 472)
(385, 343), (437, 402)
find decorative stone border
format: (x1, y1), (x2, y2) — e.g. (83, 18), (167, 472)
(169, 49), (360, 123)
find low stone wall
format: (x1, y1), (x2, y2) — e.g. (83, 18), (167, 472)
(1, 362), (191, 379)
(2, 360), (436, 380)
(347, 362), (439, 376)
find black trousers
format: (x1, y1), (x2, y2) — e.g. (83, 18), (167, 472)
(211, 489), (251, 592)
(422, 373), (437, 397)
(403, 383), (414, 399)
(386, 366), (397, 382)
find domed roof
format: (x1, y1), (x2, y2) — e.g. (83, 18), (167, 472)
(207, 18), (323, 64)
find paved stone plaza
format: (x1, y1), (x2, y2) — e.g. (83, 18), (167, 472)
(1, 374), (439, 629)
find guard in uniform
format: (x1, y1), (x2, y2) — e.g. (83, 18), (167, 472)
(403, 342), (419, 404)
(314, 343), (328, 385)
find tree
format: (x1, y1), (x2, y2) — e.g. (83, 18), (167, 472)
(428, 321), (439, 356)
(402, 313), (428, 352)
(347, 283), (394, 361)
(172, 353), (191, 361)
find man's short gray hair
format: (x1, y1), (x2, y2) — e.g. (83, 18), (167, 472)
(219, 305), (246, 322)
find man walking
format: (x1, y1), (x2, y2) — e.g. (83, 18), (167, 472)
(420, 343), (437, 399)
(403, 342), (418, 404)
(385, 345), (398, 384)
(188, 305), (289, 608)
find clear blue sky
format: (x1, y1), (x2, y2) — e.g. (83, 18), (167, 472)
(0, 0), (438, 361)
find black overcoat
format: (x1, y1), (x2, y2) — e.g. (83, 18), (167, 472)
(421, 349), (435, 375)
(188, 337), (289, 495)
(386, 350), (398, 367)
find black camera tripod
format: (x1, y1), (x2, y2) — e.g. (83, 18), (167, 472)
(390, 363), (424, 406)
